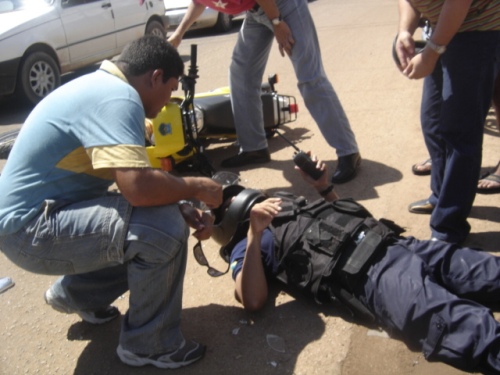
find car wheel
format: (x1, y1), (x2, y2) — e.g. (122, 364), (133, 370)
(146, 20), (166, 39)
(214, 12), (233, 33)
(0, 129), (19, 159)
(18, 51), (60, 105)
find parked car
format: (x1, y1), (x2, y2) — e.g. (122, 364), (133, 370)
(0, 0), (167, 105)
(164, 0), (244, 33)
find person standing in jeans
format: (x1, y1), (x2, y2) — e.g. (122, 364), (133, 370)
(168, 0), (362, 183)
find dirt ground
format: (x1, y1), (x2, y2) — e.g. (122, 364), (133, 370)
(1, 0), (500, 374)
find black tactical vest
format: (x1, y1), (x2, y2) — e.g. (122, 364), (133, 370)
(269, 193), (402, 320)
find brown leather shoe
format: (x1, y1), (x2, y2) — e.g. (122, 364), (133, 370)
(331, 152), (361, 184)
(408, 199), (434, 214)
(220, 148), (271, 168)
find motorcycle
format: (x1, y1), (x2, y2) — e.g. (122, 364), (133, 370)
(0, 44), (299, 177)
(145, 44), (299, 176)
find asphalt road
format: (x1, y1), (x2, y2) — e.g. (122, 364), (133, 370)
(1, 1), (499, 374)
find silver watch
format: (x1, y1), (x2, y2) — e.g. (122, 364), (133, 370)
(271, 15), (282, 26)
(426, 40), (446, 55)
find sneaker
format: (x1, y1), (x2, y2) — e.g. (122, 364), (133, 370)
(116, 340), (206, 369)
(44, 287), (119, 325)
(220, 148), (271, 168)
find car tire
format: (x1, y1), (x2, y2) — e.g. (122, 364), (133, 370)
(146, 20), (166, 39)
(0, 129), (20, 159)
(17, 51), (60, 105)
(214, 12), (233, 33)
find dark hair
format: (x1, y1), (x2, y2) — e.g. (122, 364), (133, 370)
(117, 35), (184, 82)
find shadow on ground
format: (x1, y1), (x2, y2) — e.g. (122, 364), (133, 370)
(71, 299), (327, 375)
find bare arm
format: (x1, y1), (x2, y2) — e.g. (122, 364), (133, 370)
(402, 0), (473, 79)
(234, 198), (282, 311)
(112, 167), (222, 208)
(396, 0), (421, 70)
(168, 1), (206, 48)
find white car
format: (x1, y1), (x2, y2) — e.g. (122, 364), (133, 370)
(164, 0), (244, 33)
(0, 0), (167, 104)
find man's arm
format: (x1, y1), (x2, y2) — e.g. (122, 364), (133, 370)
(234, 198), (282, 311)
(168, 1), (207, 48)
(396, 0), (421, 70)
(112, 167), (222, 208)
(401, 0), (473, 79)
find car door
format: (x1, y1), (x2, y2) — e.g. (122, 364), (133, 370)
(111, 0), (149, 50)
(58, 0), (116, 69)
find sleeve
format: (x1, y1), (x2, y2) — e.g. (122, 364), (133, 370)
(87, 144), (151, 169)
(230, 229), (276, 280)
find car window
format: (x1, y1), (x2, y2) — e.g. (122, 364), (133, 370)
(0, 0), (51, 13)
(61, 0), (101, 9)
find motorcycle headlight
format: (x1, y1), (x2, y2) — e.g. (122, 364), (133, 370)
(194, 106), (204, 132)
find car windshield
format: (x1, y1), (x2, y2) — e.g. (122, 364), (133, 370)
(0, 0), (51, 13)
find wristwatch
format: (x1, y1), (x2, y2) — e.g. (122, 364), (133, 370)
(426, 40), (446, 55)
(271, 15), (282, 26)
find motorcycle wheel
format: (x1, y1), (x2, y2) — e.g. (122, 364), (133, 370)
(0, 129), (19, 159)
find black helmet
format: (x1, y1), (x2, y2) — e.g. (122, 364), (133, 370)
(211, 185), (266, 261)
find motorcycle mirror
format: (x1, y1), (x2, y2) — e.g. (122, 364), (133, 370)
(212, 171), (240, 187)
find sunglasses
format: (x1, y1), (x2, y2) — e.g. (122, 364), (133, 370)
(193, 241), (229, 277)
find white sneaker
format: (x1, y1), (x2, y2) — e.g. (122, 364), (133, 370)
(117, 340), (206, 369)
(44, 287), (119, 324)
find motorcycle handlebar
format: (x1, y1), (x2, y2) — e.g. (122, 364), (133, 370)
(188, 44), (198, 78)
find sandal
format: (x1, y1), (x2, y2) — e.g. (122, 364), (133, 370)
(411, 158), (432, 176)
(477, 173), (500, 194)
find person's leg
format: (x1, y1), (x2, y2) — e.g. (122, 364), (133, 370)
(357, 243), (500, 373)
(119, 204), (189, 354)
(477, 73), (500, 192)
(402, 237), (500, 304)
(228, 12), (275, 153)
(0, 195), (196, 362)
(277, 0), (359, 157)
(430, 31), (500, 243)
(420, 62), (444, 207)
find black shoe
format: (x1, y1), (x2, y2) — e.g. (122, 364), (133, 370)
(408, 199), (434, 214)
(331, 152), (361, 184)
(221, 148), (271, 168)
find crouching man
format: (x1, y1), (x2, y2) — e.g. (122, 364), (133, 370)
(0, 36), (222, 369)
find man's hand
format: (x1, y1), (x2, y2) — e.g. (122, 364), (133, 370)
(395, 31), (416, 71)
(179, 204), (214, 240)
(274, 21), (295, 57)
(295, 153), (327, 188)
(295, 152), (339, 201)
(193, 177), (223, 209)
(167, 33), (183, 49)
(402, 47), (439, 79)
(249, 198), (282, 234)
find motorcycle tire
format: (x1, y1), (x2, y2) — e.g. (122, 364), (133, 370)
(0, 129), (19, 159)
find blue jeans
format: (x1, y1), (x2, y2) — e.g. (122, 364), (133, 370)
(358, 237), (500, 373)
(0, 194), (189, 354)
(420, 30), (500, 243)
(229, 0), (359, 156)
